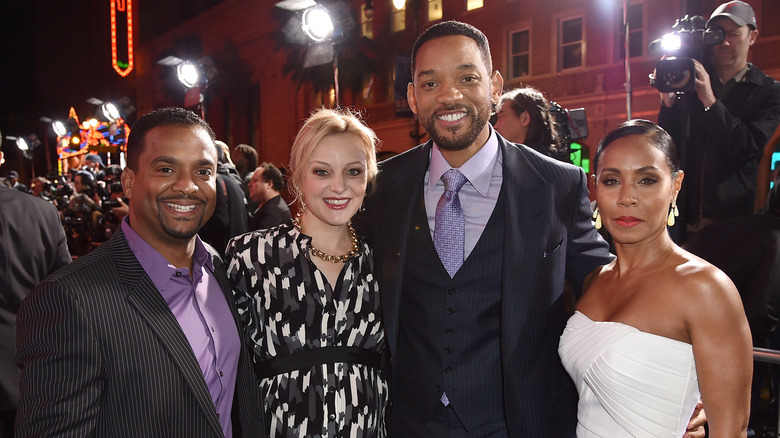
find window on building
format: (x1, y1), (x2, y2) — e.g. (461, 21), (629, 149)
(392, 0), (406, 32)
(615, 3), (643, 61)
(428, 0), (442, 22)
(361, 1), (373, 38)
(466, 0), (483, 11)
(508, 28), (530, 78)
(559, 17), (583, 70)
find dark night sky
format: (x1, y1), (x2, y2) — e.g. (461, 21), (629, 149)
(0, 0), (226, 177)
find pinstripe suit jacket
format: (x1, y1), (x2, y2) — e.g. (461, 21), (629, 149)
(15, 229), (263, 438)
(361, 133), (613, 437)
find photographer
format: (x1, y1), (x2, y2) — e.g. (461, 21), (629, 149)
(657, 1), (780, 242)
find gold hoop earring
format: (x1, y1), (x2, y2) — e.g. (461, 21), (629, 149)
(593, 207), (602, 230)
(667, 202), (679, 227)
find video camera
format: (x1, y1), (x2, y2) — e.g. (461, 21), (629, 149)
(549, 102), (588, 149)
(649, 15), (724, 92)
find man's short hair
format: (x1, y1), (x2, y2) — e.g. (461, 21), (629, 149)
(258, 162), (285, 192)
(411, 21), (493, 78)
(125, 107), (216, 171)
(234, 144), (258, 171)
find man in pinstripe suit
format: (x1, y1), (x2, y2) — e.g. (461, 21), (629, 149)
(361, 21), (707, 437)
(15, 108), (262, 437)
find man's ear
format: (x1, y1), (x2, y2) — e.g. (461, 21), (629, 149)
(121, 167), (135, 199)
(490, 70), (504, 105)
(748, 29), (758, 46)
(407, 82), (419, 116)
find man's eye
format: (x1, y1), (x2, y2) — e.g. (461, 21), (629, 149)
(197, 169), (213, 176)
(421, 81), (437, 88)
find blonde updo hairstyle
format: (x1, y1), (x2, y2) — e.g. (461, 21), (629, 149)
(289, 107), (379, 204)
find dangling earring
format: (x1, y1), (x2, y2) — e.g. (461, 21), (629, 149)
(667, 202), (679, 227)
(592, 207), (602, 230)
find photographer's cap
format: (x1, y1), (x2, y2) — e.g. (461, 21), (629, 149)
(708, 1), (757, 30)
(86, 153), (105, 168)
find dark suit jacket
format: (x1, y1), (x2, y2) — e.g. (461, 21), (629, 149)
(15, 229), (263, 437)
(0, 186), (70, 411)
(200, 166), (249, 256)
(361, 134), (612, 437)
(248, 195), (291, 231)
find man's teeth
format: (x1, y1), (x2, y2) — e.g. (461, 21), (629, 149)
(325, 199), (348, 206)
(167, 203), (196, 212)
(439, 113), (466, 122)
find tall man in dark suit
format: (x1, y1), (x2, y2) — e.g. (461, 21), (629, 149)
(0, 146), (70, 437)
(361, 21), (612, 436)
(15, 108), (262, 437)
(247, 163), (291, 230)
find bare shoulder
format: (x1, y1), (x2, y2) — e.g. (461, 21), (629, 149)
(673, 247), (742, 318)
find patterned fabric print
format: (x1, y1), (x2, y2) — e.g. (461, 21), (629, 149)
(226, 222), (387, 437)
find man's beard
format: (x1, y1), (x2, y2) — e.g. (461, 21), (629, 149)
(419, 103), (491, 151)
(157, 195), (208, 240)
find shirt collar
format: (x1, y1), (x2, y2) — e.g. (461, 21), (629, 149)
(121, 217), (213, 291)
(427, 127), (500, 197)
(720, 63), (751, 84)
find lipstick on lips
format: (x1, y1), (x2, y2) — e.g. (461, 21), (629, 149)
(614, 216), (642, 227)
(324, 198), (350, 210)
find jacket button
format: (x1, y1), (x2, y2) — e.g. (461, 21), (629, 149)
(445, 367), (452, 374)
(448, 288), (457, 295)
(444, 328), (453, 335)
(328, 413), (336, 420)
(444, 347), (453, 354)
(446, 307), (454, 315)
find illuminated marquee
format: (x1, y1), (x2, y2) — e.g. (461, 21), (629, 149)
(57, 107), (130, 162)
(111, 0), (134, 77)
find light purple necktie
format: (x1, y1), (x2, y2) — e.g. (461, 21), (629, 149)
(434, 169), (467, 278)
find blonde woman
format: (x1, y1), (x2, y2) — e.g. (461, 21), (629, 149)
(226, 108), (386, 437)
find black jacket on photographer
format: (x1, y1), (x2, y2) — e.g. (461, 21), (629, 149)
(658, 62), (780, 238)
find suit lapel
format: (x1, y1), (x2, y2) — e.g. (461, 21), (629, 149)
(111, 231), (224, 437)
(498, 138), (552, 356)
(379, 143), (430, 354)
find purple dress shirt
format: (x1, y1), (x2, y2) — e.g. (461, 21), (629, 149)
(122, 219), (239, 438)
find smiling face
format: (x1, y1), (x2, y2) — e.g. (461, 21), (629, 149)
(594, 134), (683, 244)
(408, 35), (502, 161)
(709, 17), (757, 74)
(300, 133), (368, 232)
(122, 125), (217, 250)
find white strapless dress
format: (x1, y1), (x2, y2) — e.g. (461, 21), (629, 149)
(558, 311), (700, 438)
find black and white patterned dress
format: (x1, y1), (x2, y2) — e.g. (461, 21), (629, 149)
(226, 222), (387, 437)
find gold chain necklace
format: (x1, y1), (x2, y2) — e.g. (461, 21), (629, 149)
(293, 210), (360, 263)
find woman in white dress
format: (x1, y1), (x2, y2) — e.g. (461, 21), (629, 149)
(559, 119), (752, 437)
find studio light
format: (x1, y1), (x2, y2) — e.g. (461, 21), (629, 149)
(52, 120), (67, 137)
(101, 102), (122, 122)
(177, 61), (201, 89)
(16, 137), (29, 152)
(302, 5), (334, 43)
